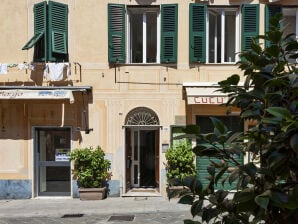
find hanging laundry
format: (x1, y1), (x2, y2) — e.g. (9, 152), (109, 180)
(0, 64), (8, 74)
(43, 63), (70, 81)
(18, 63), (35, 71)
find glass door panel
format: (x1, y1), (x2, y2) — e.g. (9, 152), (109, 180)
(131, 130), (140, 187)
(36, 128), (71, 196)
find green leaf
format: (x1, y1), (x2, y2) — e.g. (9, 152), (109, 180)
(178, 194), (195, 205)
(290, 133), (298, 154)
(234, 188), (255, 203)
(266, 107), (291, 120)
(255, 191), (270, 210)
(191, 199), (204, 217)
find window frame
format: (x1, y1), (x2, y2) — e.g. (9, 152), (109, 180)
(126, 7), (161, 64)
(206, 7), (240, 64)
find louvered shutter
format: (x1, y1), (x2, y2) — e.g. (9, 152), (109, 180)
(108, 4), (126, 63)
(48, 1), (68, 61)
(196, 116), (244, 190)
(265, 5), (282, 47)
(241, 4), (259, 52)
(189, 4), (206, 63)
(160, 4), (178, 63)
(22, 1), (47, 53)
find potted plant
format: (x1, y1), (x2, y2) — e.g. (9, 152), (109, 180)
(69, 146), (111, 200)
(165, 140), (196, 198)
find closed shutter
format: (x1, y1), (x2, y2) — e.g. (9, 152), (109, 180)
(108, 4), (126, 63)
(48, 1), (68, 61)
(265, 5), (282, 47)
(160, 4), (178, 63)
(241, 4), (259, 52)
(196, 116), (243, 190)
(22, 1), (47, 55)
(189, 4), (206, 63)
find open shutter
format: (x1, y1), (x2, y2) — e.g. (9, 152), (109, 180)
(189, 4), (206, 63)
(48, 1), (68, 61)
(108, 4), (126, 63)
(22, 1), (47, 51)
(265, 5), (282, 47)
(160, 4), (178, 63)
(241, 4), (259, 52)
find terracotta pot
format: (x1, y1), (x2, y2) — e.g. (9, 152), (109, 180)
(78, 187), (107, 200)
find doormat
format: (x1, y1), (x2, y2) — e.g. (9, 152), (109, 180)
(108, 215), (135, 222)
(61, 213), (84, 218)
(130, 189), (156, 192)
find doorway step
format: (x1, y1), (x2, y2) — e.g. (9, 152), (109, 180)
(122, 188), (161, 197)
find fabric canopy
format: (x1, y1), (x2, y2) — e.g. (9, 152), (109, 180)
(0, 89), (74, 103)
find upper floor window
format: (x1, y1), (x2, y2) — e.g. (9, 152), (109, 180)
(190, 4), (259, 64)
(108, 4), (177, 64)
(283, 7), (298, 38)
(207, 8), (239, 63)
(127, 7), (159, 64)
(22, 1), (68, 62)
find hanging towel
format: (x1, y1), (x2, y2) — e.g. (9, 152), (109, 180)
(0, 64), (8, 74)
(43, 63), (70, 81)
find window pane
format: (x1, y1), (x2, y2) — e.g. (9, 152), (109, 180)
(216, 14), (221, 63)
(146, 12), (157, 63)
(130, 13), (143, 63)
(225, 12), (236, 62)
(208, 13), (216, 63)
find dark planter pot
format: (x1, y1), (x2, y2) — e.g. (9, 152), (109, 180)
(166, 185), (190, 199)
(78, 187), (107, 200)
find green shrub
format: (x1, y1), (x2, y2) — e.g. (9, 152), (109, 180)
(69, 146), (111, 188)
(165, 141), (196, 186)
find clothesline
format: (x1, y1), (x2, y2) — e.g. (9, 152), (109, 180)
(0, 62), (72, 82)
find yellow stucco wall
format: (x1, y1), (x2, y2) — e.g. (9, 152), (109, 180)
(0, 0), (297, 196)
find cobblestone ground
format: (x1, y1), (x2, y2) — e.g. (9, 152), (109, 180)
(0, 211), (192, 224)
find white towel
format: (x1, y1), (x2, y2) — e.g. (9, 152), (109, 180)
(0, 64), (8, 74)
(43, 63), (70, 81)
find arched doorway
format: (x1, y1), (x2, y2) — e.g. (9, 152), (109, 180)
(124, 107), (160, 194)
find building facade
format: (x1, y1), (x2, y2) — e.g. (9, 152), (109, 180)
(0, 0), (297, 199)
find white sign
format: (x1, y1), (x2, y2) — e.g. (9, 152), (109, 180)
(187, 96), (229, 105)
(0, 89), (74, 103)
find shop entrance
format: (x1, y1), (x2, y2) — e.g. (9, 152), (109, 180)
(34, 128), (71, 196)
(124, 107), (160, 193)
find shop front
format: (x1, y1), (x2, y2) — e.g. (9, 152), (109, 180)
(0, 86), (91, 199)
(183, 83), (244, 190)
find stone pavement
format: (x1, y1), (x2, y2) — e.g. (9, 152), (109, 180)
(0, 197), (194, 224)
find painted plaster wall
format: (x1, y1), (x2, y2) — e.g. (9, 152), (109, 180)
(0, 0), (296, 198)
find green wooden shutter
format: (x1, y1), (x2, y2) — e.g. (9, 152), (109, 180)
(48, 1), (68, 61)
(108, 4), (126, 63)
(265, 5), (282, 47)
(196, 116), (244, 190)
(189, 4), (206, 63)
(160, 4), (178, 63)
(22, 1), (47, 55)
(241, 4), (259, 52)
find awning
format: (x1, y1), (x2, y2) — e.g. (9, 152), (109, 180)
(0, 86), (92, 104)
(183, 82), (228, 105)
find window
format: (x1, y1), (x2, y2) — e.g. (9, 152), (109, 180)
(265, 6), (298, 62)
(108, 4), (177, 64)
(127, 7), (159, 63)
(283, 7), (298, 38)
(190, 4), (252, 64)
(22, 1), (68, 62)
(207, 8), (239, 63)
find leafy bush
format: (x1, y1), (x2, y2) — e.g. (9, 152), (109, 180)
(165, 141), (196, 186)
(69, 146), (111, 188)
(176, 14), (298, 223)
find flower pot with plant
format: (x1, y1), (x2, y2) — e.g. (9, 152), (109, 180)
(165, 141), (196, 198)
(69, 146), (111, 200)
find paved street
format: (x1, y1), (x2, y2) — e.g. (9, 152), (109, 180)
(0, 197), (193, 224)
